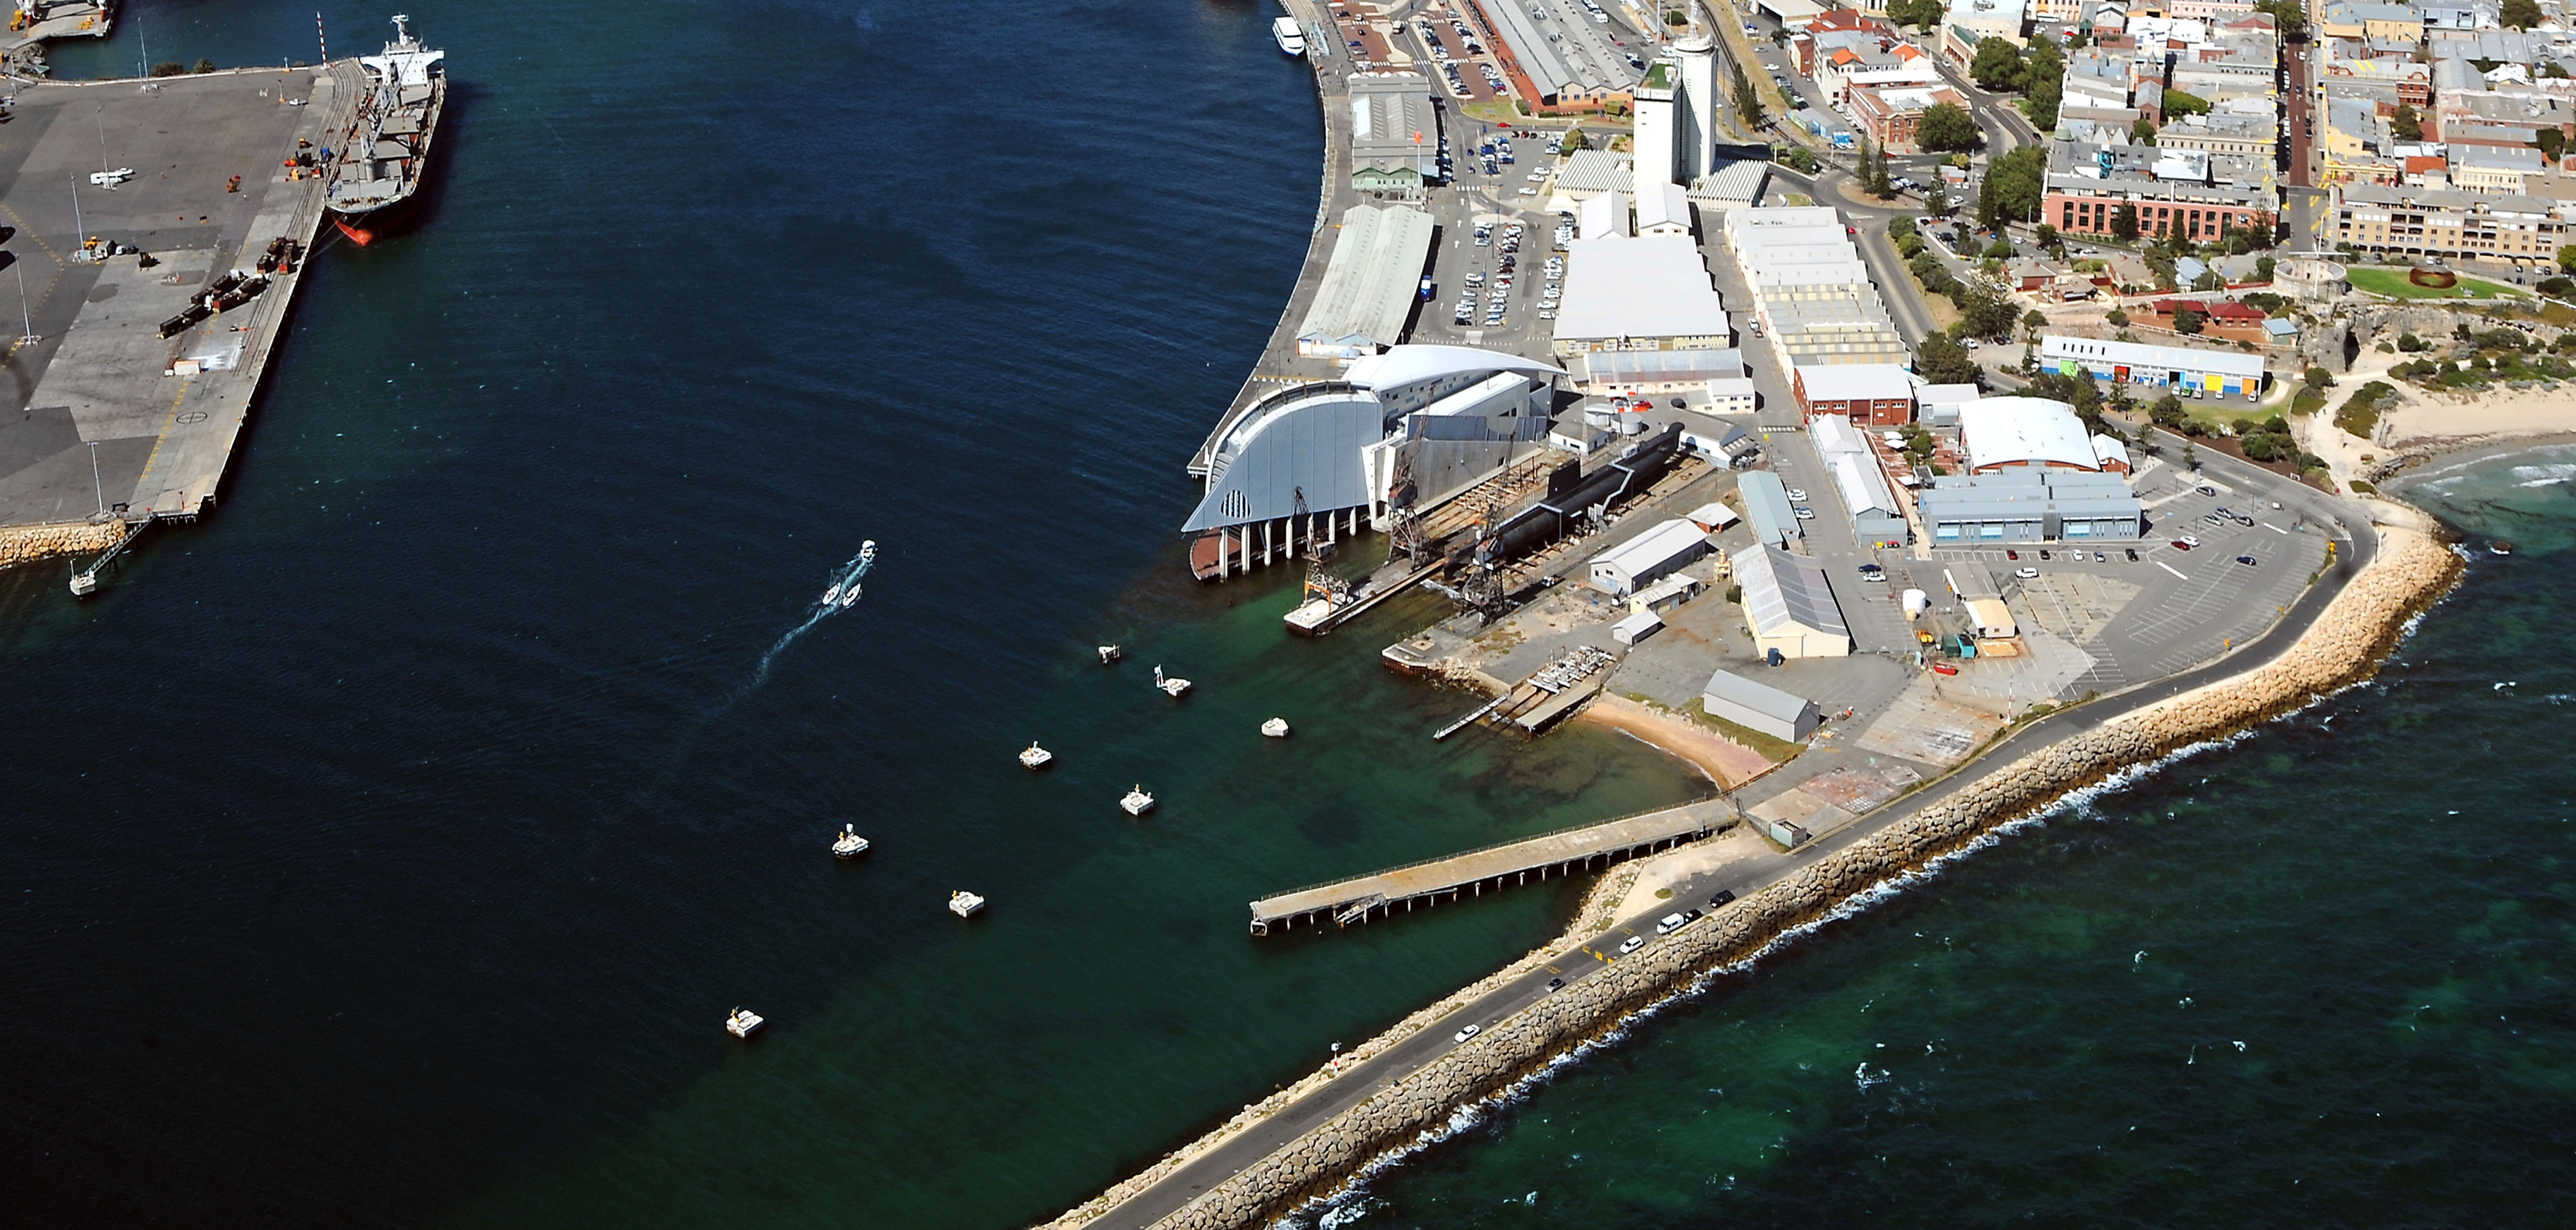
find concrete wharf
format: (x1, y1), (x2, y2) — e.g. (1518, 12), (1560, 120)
(1247, 801), (1721, 935)
(0, 63), (355, 571)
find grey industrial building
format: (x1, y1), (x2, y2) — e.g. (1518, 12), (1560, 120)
(1737, 470), (1798, 548)
(1295, 205), (1436, 356)
(1348, 73), (1442, 192)
(1917, 470), (2146, 545)
(1701, 668), (1822, 741)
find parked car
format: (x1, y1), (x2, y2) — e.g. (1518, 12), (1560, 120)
(1453, 1024), (1481, 1042)
(2125, 548), (2139, 561)
(1710, 890), (1736, 906)
(2014, 566), (2039, 579)
(1932, 661), (1959, 675)
(1793, 506), (1816, 521)
(2170, 539), (2195, 550)
(1655, 912), (1689, 935)
(2006, 548), (2020, 560)
(2237, 555), (2260, 566)
(1618, 934), (1646, 954)
(1784, 488), (1807, 502)
(2180, 534), (2203, 547)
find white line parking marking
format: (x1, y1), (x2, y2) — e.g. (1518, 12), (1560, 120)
(2264, 523), (2288, 534)
(2157, 560), (2189, 580)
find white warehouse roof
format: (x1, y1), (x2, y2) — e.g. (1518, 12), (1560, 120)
(1798, 363), (1917, 403)
(1296, 205), (1435, 353)
(1958, 397), (2100, 472)
(1551, 235), (1730, 344)
(2038, 335), (2267, 379)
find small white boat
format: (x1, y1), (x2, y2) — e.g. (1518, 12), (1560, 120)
(858, 539), (876, 565)
(949, 890), (986, 918)
(725, 1007), (764, 1038)
(1154, 665), (1192, 698)
(832, 824), (870, 858)
(1121, 784), (1156, 816)
(1261, 717), (1291, 738)
(1019, 742), (1054, 769)
(1273, 15), (1307, 55)
(822, 581), (844, 605)
(1098, 645), (1121, 665)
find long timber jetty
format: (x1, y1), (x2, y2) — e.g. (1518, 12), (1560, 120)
(1248, 802), (1721, 935)
(0, 62), (358, 581)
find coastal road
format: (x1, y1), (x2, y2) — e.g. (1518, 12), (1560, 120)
(1081, 476), (2381, 1230)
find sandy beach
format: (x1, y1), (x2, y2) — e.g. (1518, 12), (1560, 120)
(1578, 693), (1777, 788)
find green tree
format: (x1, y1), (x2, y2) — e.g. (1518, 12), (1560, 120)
(2133, 114), (2160, 144)
(1917, 102), (1981, 152)
(2150, 393), (2186, 427)
(2111, 202), (2140, 241)
(1561, 128), (1588, 153)
(2162, 89), (2212, 119)
(2193, 268), (2225, 291)
(191, 58), (216, 73)
(1914, 333), (1982, 385)
(2502, 0), (2542, 28)
(2538, 129), (2566, 164)
(2106, 308), (2130, 326)
(2392, 103), (2423, 142)
(1864, 140), (1895, 197)
(1978, 144), (2047, 230)
(2022, 308), (2049, 339)
(2172, 305), (2206, 334)
(1732, 64), (1767, 130)
(149, 61), (185, 77)
(1925, 178), (1952, 217)
(1970, 36), (2023, 91)
(1985, 236), (2016, 259)
(2256, 255), (2276, 281)
(2558, 243), (2576, 274)
(2034, 223), (2060, 253)
(1954, 267), (2020, 338)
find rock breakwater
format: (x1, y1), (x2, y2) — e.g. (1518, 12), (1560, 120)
(1062, 523), (2460, 1230)
(0, 520), (124, 570)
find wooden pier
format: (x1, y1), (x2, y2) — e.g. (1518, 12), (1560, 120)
(1247, 801), (1723, 935)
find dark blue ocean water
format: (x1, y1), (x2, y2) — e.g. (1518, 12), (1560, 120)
(4, 3), (1705, 1226)
(8, 5), (2573, 1229)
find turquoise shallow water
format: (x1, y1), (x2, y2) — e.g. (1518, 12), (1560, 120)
(1323, 456), (2576, 1227)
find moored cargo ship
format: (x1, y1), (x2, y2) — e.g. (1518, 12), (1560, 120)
(325, 14), (446, 245)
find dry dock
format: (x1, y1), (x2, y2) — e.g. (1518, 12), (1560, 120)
(1247, 801), (1722, 934)
(0, 64), (352, 564)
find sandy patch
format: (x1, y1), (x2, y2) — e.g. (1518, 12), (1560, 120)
(1579, 692), (1776, 788)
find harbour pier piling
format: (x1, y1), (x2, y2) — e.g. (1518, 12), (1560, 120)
(1247, 802), (1722, 935)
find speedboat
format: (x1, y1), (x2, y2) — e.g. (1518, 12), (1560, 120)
(1019, 742), (1054, 769)
(949, 890), (986, 918)
(832, 824), (870, 858)
(858, 540), (876, 566)
(1098, 645), (1121, 665)
(1121, 784), (1156, 816)
(1154, 665), (1192, 698)
(725, 1007), (764, 1038)
(1261, 718), (1291, 738)
(822, 581), (844, 605)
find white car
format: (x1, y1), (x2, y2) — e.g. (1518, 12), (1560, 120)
(1654, 912), (1688, 935)
(1784, 488), (1808, 502)
(1453, 1024), (1481, 1043)
(1793, 507), (1816, 521)
(2180, 534), (2204, 548)
(1617, 934), (1645, 953)
(2014, 566), (2039, 579)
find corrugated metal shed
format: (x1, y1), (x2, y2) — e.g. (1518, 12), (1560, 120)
(1296, 205), (1435, 354)
(1739, 470), (1798, 547)
(1700, 668), (1821, 741)
(1736, 544), (1850, 659)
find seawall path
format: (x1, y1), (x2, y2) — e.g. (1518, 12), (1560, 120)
(1044, 491), (2463, 1230)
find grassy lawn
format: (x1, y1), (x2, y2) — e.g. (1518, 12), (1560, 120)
(2346, 266), (2526, 300)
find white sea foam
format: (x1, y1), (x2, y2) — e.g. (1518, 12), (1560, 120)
(2511, 462), (2576, 487)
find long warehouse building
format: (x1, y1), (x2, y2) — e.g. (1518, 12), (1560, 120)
(1296, 205), (1436, 356)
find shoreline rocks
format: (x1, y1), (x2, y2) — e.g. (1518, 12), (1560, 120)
(0, 520), (124, 571)
(1050, 524), (2461, 1230)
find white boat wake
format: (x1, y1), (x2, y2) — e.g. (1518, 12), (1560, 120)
(739, 541), (876, 699)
